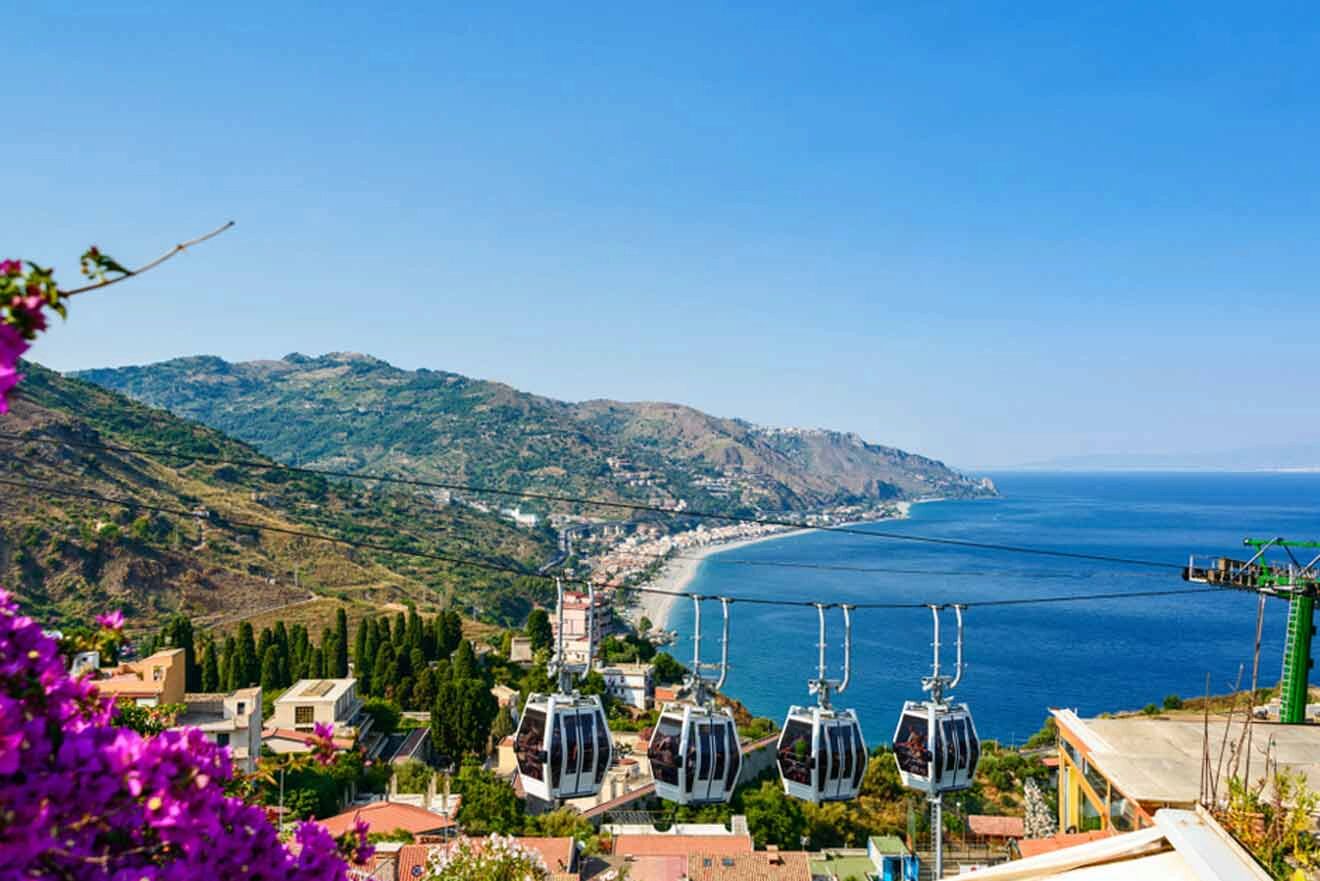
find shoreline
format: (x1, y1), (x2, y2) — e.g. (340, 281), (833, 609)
(631, 500), (928, 632)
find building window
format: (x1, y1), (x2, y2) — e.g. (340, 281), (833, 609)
(236, 702), (246, 716)
(295, 706), (314, 726)
(152, 667), (163, 681)
(216, 733), (230, 747)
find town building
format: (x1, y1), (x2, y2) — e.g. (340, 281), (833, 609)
(264, 677), (367, 754)
(173, 686), (262, 773)
(95, 648), (186, 707)
(688, 847), (811, 881)
(1052, 708), (1320, 833)
(318, 800), (455, 840)
(598, 662), (654, 710)
(510, 636), (534, 664)
(550, 591), (614, 664)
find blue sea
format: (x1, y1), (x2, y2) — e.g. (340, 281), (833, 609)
(668, 472), (1320, 744)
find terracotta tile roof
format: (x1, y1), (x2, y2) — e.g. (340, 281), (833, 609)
(687, 850), (812, 881)
(967, 815), (1025, 838)
(612, 835), (754, 858)
(318, 801), (455, 838)
(601, 855), (688, 881)
(396, 837), (577, 880)
(263, 727), (354, 750)
(1015, 830), (1114, 859)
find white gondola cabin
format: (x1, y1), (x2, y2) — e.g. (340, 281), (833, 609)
(514, 579), (614, 803)
(892, 700), (979, 795)
(648, 704), (742, 805)
(776, 604), (867, 804)
(777, 705), (867, 803)
(649, 596), (743, 805)
(514, 692), (613, 802)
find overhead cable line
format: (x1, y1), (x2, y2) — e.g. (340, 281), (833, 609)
(3, 474), (1235, 612)
(0, 431), (1184, 571)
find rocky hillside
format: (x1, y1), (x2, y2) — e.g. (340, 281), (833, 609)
(77, 353), (994, 517)
(0, 364), (557, 630)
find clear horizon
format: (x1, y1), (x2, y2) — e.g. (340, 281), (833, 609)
(6, 3), (1319, 467)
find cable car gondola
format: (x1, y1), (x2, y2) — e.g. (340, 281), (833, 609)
(776, 604), (867, 803)
(647, 597), (743, 805)
(892, 699), (979, 794)
(891, 604), (979, 881)
(514, 580), (614, 803)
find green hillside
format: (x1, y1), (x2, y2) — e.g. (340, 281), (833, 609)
(77, 352), (994, 518)
(0, 363), (558, 631)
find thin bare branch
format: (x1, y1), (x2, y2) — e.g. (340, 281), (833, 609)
(62, 221), (235, 297)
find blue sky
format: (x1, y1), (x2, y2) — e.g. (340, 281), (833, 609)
(4, 3), (1318, 467)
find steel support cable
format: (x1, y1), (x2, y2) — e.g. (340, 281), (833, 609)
(0, 431), (1183, 571)
(3, 475), (1236, 613)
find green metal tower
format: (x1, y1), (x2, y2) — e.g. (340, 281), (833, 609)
(1184, 538), (1320, 724)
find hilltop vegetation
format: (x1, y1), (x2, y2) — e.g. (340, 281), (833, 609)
(78, 352), (993, 519)
(0, 363), (557, 630)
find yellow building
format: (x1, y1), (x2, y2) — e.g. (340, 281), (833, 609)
(96, 648), (187, 707)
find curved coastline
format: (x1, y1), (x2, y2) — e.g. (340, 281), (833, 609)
(631, 500), (932, 631)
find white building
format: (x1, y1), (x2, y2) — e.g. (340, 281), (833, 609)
(550, 591), (614, 664)
(264, 678), (367, 754)
(174, 687), (263, 774)
(599, 662), (654, 710)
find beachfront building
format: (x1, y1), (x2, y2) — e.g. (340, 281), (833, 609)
(551, 590), (614, 664)
(172, 686), (263, 773)
(1051, 708), (1320, 833)
(95, 648), (186, 707)
(598, 662), (654, 709)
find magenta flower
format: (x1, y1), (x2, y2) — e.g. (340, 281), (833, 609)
(0, 587), (362, 879)
(0, 259), (19, 276)
(0, 324), (28, 369)
(95, 610), (125, 631)
(310, 721), (337, 765)
(0, 364), (20, 415)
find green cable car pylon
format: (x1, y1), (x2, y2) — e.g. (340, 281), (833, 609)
(1184, 538), (1320, 724)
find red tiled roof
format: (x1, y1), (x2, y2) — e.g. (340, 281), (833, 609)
(612, 835), (754, 858)
(1016, 830), (1115, 858)
(396, 837), (577, 880)
(263, 728), (354, 750)
(605, 855), (687, 881)
(318, 801), (455, 838)
(687, 850), (811, 881)
(967, 815), (1025, 838)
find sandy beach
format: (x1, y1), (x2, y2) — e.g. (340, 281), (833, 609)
(631, 500), (917, 631)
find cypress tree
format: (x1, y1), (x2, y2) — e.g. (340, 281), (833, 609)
(308, 646), (324, 681)
(260, 645), (280, 691)
(406, 607), (423, 657)
(238, 622), (259, 687)
(256, 627), (273, 664)
(353, 618), (368, 676)
(372, 644), (395, 700)
(452, 640), (477, 682)
(163, 615), (200, 692)
(393, 612), (407, 650)
(224, 636), (242, 692)
(443, 611), (463, 657)
(334, 608), (349, 677)
(200, 640), (220, 692)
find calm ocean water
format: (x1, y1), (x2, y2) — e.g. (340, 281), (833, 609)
(668, 472), (1320, 743)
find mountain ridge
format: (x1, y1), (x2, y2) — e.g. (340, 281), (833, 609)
(76, 352), (995, 517)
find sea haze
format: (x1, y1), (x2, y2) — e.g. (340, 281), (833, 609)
(668, 472), (1314, 743)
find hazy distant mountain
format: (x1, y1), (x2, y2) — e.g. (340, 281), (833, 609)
(1012, 443), (1320, 472)
(76, 352), (994, 517)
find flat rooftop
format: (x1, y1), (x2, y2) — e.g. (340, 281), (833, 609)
(1053, 709), (1320, 804)
(277, 678), (355, 703)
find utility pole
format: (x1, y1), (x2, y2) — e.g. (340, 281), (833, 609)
(1184, 538), (1320, 723)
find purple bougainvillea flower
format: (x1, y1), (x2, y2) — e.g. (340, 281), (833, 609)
(0, 324), (28, 370)
(0, 364), (21, 414)
(0, 259), (20, 276)
(95, 610), (125, 631)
